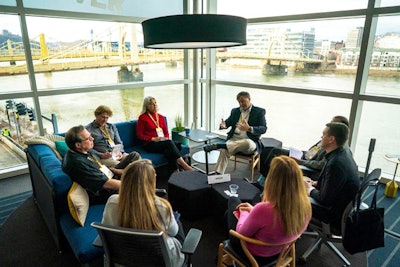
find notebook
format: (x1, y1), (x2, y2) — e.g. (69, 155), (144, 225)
(111, 144), (123, 160)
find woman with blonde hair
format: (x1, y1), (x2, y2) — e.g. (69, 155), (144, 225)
(101, 159), (185, 266)
(136, 96), (193, 173)
(226, 155), (311, 265)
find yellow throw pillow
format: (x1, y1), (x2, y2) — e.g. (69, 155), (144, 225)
(67, 182), (89, 226)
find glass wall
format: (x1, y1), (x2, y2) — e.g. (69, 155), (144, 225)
(0, 0), (15, 6)
(214, 0), (400, 178)
(214, 86), (351, 148)
(218, 0), (368, 18)
(0, 2), (187, 175)
(365, 14), (400, 97)
(1, 0), (400, 179)
(0, 97), (35, 142)
(376, 0), (400, 7)
(23, 0), (183, 18)
(0, 14), (30, 93)
(0, 97), (34, 174)
(38, 85), (185, 134)
(217, 17), (365, 93)
(1, 16), (183, 91)
(353, 101), (400, 174)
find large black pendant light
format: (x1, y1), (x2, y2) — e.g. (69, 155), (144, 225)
(142, 14), (247, 49)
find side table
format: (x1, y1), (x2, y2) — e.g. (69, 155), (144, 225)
(167, 171), (211, 220)
(261, 137), (283, 159)
(210, 178), (261, 222)
(180, 129), (221, 174)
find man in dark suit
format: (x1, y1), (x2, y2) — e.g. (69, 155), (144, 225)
(204, 91), (267, 174)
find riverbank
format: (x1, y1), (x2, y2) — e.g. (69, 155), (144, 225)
(334, 67), (400, 77)
(228, 61), (400, 77)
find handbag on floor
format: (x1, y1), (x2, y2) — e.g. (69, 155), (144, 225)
(343, 183), (385, 254)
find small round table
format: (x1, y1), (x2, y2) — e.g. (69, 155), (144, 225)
(179, 129), (221, 174)
(192, 150), (220, 164)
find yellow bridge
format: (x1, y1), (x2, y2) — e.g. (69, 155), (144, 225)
(0, 33), (332, 76)
(0, 33), (185, 75)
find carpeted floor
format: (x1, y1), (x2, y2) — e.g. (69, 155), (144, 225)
(363, 184), (400, 267)
(0, 159), (371, 267)
(3, 155), (399, 266)
(0, 197), (80, 267)
(0, 190), (31, 227)
(1, 196), (368, 267)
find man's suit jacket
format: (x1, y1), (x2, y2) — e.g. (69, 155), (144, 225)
(310, 147), (359, 229)
(224, 105), (267, 153)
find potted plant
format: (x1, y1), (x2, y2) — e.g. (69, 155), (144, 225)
(171, 115), (189, 145)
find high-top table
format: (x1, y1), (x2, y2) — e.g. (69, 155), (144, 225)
(179, 129), (221, 174)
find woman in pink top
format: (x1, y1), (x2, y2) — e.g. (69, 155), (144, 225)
(227, 155), (311, 265)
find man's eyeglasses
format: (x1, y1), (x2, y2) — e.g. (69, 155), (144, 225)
(81, 136), (92, 142)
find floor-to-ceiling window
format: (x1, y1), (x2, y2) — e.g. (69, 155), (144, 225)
(211, 0), (400, 179)
(0, 0), (189, 176)
(1, 0), (399, 180)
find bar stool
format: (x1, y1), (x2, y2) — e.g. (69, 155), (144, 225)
(232, 151), (260, 181)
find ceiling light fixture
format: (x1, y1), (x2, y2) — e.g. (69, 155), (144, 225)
(142, 14), (247, 49)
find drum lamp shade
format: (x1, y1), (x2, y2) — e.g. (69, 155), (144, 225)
(142, 14), (247, 49)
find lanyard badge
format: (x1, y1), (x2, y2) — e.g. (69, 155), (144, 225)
(156, 127), (164, 137)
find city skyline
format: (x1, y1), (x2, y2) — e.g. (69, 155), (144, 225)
(2, 19), (398, 47)
(1, 7), (400, 44)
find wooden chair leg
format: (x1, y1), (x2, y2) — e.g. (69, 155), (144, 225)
(217, 243), (224, 267)
(292, 243), (296, 267)
(217, 243), (235, 267)
(234, 156), (237, 170)
(250, 157), (255, 181)
(232, 153), (260, 182)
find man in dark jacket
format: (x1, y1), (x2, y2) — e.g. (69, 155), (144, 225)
(305, 122), (359, 230)
(204, 91), (267, 174)
(257, 115), (350, 186)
